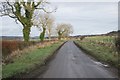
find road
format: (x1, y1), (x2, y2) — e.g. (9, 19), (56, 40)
(40, 41), (117, 78)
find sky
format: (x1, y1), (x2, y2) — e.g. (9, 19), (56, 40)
(1, 0), (118, 37)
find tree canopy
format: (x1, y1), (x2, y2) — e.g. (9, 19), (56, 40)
(56, 23), (73, 40)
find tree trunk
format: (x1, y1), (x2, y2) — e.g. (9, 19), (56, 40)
(58, 31), (62, 40)
(48, 32), (51, 40)
(40, 27), (46, 41)
(23, 26), (31, 42)
(58, 34), (62, 40)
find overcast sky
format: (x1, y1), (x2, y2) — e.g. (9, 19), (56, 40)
(1, 1), (118, 37)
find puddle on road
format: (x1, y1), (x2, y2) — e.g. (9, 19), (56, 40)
(93, 61), (109, 68)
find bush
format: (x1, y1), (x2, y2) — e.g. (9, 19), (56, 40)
(2, 40), (39, 58)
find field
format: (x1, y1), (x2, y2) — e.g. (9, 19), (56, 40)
(2, 40), (63, 78)
(75, 35), (119, 68)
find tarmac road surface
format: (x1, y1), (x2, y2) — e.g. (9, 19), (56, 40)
(40, 41), (117, 78)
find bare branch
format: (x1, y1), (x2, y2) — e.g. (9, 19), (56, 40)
(6, 1), (15, 14)
(21, 2), (26, 8)
(34, 2), (42, 8)
(0, 12), (16, 18)
(15, 18), (18, 24)
(35, 7), (56, 13)
(8, 14), (16, 18)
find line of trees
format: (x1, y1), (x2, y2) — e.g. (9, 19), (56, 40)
(32, 13), (55, 41)
(0, 0), (73, 42)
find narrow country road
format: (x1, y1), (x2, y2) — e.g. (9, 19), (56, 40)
(39, 41), (117, 78)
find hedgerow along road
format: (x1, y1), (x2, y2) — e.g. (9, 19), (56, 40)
(39, 41), (117, 78)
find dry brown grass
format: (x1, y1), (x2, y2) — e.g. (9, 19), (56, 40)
(3, 40), (59, 64)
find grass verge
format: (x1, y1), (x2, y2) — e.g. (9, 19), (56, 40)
(75, 40), (119, 68)
(2, 41), (63, 78)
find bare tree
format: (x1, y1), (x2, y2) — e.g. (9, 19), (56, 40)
(0, 0), (56, 42)
(46, 14), (55, 40)
(56, 23), (73, 40)
(33, 13), (55, 41)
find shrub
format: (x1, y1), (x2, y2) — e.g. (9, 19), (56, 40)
(2, 40), (38, 58)
(115, 37), (120, 52)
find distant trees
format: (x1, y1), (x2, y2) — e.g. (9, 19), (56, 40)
(56, 23), (73, 40)
(33, 13), (55, 41)
(0, 0), (55, 42)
